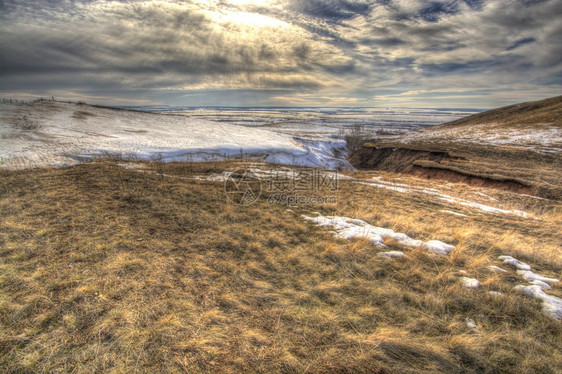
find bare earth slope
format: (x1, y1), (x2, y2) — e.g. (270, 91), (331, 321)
(349, 96), (562, 199)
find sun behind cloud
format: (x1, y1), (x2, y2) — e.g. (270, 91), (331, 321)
(209, 9), (289, 28)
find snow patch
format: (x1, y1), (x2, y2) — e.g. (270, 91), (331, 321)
(514, 285), (562, 320)
(529, 280), (553, 290)
(488, 265), (508, 273)
(440, 210), (469, 217)
(377, 251), (405, 259)
(356, 180), (530, 218)
(423, 240), (456, 255)
(465, 318), (480, 332)
(499, 255), (562, 319)
(498, 256), (531, 270)
(301, 214), (455, 255)
(0, 102), (353, 170)
(516, 270), (559, 285)
(460, 277), (480, 289)
(390, 121), (562, 154)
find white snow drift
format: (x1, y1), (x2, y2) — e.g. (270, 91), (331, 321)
(301, 214), (455, 255)
(0, 101), (351, 170)
(460, 277), (481, 289)
(377, 251), (405, 259)
(497, 256), (532, 271)
(497, 255), (561, 319)
(514, 285), (562, 320)
(517, 270), (559, 286)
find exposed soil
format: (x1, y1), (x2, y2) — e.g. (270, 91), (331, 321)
(349, 146), (538, 197)
(347, 147), (457, 172)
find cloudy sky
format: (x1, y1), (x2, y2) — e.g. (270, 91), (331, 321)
(0, 0), (560, 108)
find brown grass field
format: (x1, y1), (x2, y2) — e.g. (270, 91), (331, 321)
(1, 160), (561, 373)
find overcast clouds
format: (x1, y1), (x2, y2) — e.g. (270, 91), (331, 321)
(0, 0), (560, 108)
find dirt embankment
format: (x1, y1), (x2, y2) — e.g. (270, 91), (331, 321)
(348, 146), (536, 196)
(348, 147), (452, 172)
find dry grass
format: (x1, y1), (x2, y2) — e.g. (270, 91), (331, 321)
(336, 169), (562, 265)
(435, 95), (562, 128)
(355, 96), (562, 200)
(1, 160), (561, 373)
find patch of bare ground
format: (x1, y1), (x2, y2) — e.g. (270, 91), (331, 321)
(1, 160), (561, 373)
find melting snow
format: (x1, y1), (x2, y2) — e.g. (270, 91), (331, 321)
(465, 318), (480, 332)
(498, 256), (532, 270)
(423, 240), (457, 254)
(499, 255), (561, 318)
(0, 102), (352, 170)
(488, 265), (508, 273)
(390, 122), (562, 154)
(516, 270), (559, 285)
(460, 277), (481, 289)
(356, 179), (530, 218)
(301, 214), (455, 255)
(514, 285), (562, 320)
(377, 251), (405, 258)
(529, 280), (553, 290)
(435, 195), (529, 218)
(440, 210), (469, 217)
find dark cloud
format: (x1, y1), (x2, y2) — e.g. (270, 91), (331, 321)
(290, 0), (372, 21)
(420, 55), (534, 76)
(530, 71), (562, 86)
(506, 37), (536, 51)
(419, 1), (460, 22)
(518, 0), (549, 6)
(359, 37), (405, 46)
(462, 0), (485, 10)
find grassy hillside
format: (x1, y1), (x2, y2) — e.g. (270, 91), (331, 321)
(435, 95), (562, 129)
(351, 96), (562, 200)
(1, 160), (561, 373)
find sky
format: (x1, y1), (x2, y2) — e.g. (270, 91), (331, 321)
(0, 0), (561, 108)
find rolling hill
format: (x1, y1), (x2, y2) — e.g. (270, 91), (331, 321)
(349, 96), (562, 199)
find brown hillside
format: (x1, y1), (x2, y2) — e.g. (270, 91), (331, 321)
(435, 95), (562, 129)
(349, 96), (562, 199)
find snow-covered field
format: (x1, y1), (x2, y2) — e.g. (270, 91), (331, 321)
(0, 101), (353, 169)
(130, 106), (469, 138)
(0, 101), (470, 170)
